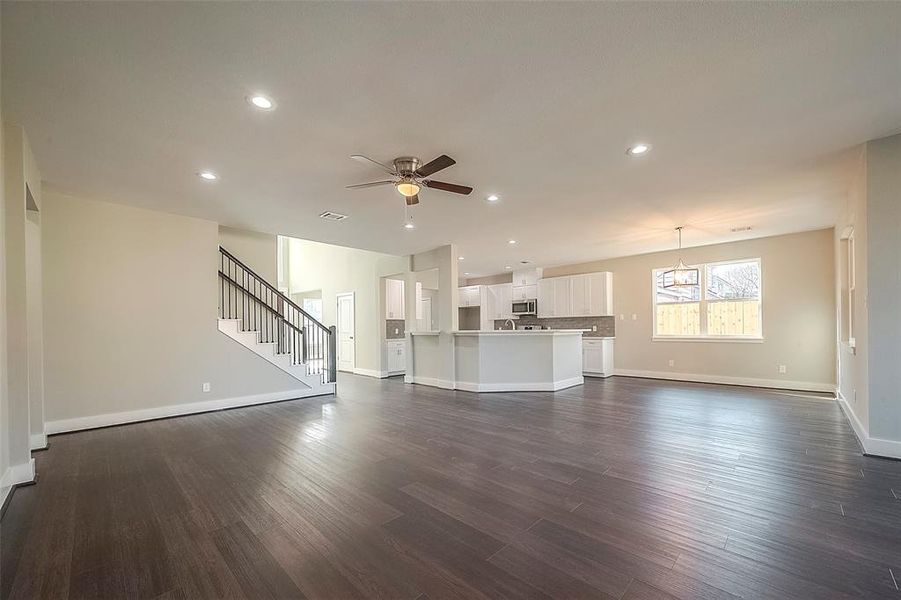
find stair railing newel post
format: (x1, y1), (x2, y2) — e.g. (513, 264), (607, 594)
(328, 325), (337, 384)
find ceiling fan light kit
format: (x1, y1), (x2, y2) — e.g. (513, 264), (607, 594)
(347, 154), (473, 210)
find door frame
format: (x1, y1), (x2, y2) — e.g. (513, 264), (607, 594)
(336, 292), (356, 372)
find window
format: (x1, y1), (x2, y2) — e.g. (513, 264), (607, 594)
(654, 269), (701, 336)
(840, 229), (856, 347)
(653, 258), (762, 339)
(302, 298), (323, 322)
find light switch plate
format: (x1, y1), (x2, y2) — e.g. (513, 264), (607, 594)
(202, 382), (211, 393)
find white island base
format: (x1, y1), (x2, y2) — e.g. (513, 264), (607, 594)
(453, 330), (584, 392)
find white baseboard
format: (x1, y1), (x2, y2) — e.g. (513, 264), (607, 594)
(455, 376), (584, 392)
(1, 459), (36, 509)
(864, 436), (901, 460)
(614, 369), (834, 393)
(30, 433), (48, 451)
(836, 390), (901, 459)
(45, 388), (334, 435)
(353, 368), (389, 379)
(405, 375), (584, 393)
(405, 375), (456, 390)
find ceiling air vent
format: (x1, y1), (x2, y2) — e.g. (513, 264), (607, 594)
(319, 211), (348, 221)
(730, 226), (752, 233)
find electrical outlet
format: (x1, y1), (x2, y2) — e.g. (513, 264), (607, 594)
(620, 314), (625, 320)
(778, 365), (787, 374)
(202, 382), (211, 392)
(394, 328), (399, 335)
(592, 325), (598, 332)
(631, 314), (638, 321)
(668, 359), (675, 367)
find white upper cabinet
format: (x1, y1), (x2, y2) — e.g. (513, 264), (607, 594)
(588, 272), (613, 316)
(386, 278), (405, 319)
(512, 268), (542, 287)
(553, 277), (571, 317)
(457, 285), (482, 307)
(512, 268), (541, 302)
(571, 274), (589, 316)
(537, 272), (613, 318)
(512, 284), (537, 301)
(537, 278), (555, 317)
(488, 283), (513, 320)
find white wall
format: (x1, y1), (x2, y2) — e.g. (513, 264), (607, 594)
(834, 133), (901, 458)
(0, 41), (8, 497)
(835, 148), (869, 434)
(544, 229), (836, 391)
(41, 192), (308, 428)
(25, 211), (44, 448)
(865, 133), (901, 444)
(284, 237), (408, 375)
(406, 244), (459, 386)
(1, 122), (42, 499)
(218, 225), (277, 284)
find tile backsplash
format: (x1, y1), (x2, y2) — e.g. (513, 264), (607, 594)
(494, 315), (615, 337)
(386, 319), (405, 339)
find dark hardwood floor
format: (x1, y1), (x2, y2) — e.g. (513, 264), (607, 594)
(3, 374), (901, 599)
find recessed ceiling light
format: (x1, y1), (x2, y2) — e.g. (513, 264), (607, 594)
(458, 256), (464, 260)
(464, 272), (470, 275)
(403, 221), (415, 230)
(248, 94), (275, 110)
(198, 171), (218, 181)
(508, 239), (517, 245)
(505, 266), (512, 270)
(627, 143), (651, 156)
(487, 194), (500, 202)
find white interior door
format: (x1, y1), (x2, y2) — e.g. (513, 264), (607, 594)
(336, 293), (355, 372)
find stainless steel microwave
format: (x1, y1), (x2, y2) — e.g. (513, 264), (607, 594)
(511, 299), (537, 316)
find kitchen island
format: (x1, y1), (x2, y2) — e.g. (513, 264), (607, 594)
(452, 330), (584, 392)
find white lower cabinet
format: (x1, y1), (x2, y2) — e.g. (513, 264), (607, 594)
(582, 338), (614, 377)
(386, 339), (406, 374)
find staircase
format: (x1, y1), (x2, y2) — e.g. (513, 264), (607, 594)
(217, 246), (336, 397)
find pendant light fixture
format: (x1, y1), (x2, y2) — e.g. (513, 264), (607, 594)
(662, 226), (699, 288)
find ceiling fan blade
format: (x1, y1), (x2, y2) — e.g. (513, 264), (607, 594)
(423, 180), (473, 195)
(405, 194), (420, 206)
(350, 154), (396, 175)
(346, 180), (395, 189)
(415, 154), (455, 178)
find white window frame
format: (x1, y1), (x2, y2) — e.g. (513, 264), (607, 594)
(652, 257), (763, 342)
(843, 228), (856, 349)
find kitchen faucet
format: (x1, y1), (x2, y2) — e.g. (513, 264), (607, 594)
(503, 319), (516, 330)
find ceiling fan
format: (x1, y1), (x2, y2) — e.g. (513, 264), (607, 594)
(346, 154), (473, 206)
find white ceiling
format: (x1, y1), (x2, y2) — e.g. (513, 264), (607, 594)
(3, 2), (900, 277)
